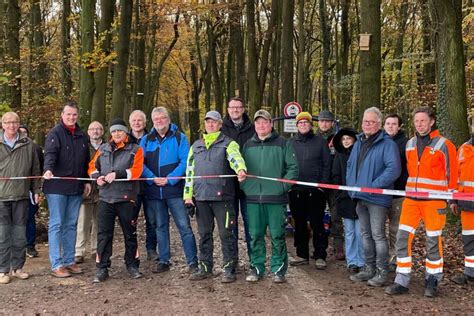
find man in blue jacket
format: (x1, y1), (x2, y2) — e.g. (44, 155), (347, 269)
(346, 107), (401, 287)
(141, 107), (198, 274)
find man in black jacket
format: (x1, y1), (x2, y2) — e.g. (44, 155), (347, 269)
(289, 112), (331, 269)
(43, 101), (91, 278)
(383, 113), (408, 271)
(221, 97), (254, 261)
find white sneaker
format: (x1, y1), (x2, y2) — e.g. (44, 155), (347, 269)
(0, 273), (11, 284)
(11, 269), (29, 280)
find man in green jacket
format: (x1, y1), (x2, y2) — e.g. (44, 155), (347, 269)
(241, 109), (299, 283)
(0, 112), (41, 284)
(184, 110), (247, 283)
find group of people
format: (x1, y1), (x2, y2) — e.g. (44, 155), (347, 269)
(0, 99), (472, 299)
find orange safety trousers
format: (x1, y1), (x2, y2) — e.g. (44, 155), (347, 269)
(461, 211), (474, 277)
(395, 198), (446, 276)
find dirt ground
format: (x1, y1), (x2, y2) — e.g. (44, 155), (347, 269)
(0, 213), (473, 315)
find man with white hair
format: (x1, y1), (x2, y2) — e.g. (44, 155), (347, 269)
(346, 107), (401, 287)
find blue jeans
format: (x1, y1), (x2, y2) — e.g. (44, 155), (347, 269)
(356, 200), (389, 270)
(233, 197), (251, 259)
(343, 218), (364, 267)
(46, 194), (82, 270)
(148, 198), (197, 266)
(26, 200), (39, 248)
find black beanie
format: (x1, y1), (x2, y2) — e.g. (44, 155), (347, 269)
(109, 118), (128, 133)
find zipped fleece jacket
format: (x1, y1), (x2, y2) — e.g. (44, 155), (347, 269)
(140, 124), (189, 200)
(346, 130), (401, 208)
(88, 137), (144, 203)
(0, 131), (41, 201)
(241, 130), (299, 204)
(43, 121), (90, 195)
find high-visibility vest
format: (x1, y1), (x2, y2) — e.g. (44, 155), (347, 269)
(458, 140), (474, 211)
(405, 129), (457, 193)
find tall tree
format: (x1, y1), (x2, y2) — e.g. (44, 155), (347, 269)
(132, 0), (146, 112)
(79, 0), (96, 126)
(280, 0), (295, 109)
(6, 0), (21, 109)
(359, 0), (381, 122)
(420, 0), (435, 85)
(319, 0), (331, 109)
(296, 0), (305, 107)
(91, 0), (115, 124)
(429, 0), (469, 145)
(110, 0), (133, 121)
(228, 0), (245, 100)
(61, 0), (72, 99)
(246, 0), (259, 113)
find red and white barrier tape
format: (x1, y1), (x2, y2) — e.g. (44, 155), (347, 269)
(0, 174), (472, 201)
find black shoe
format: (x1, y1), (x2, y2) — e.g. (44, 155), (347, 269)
(127, 266), (143, 279)
(347, 265), (360, 275)
(152, 262), (170, 274)
(221, 269), (236, 283)
(424, 276), (438, 298)
(147, 249), (159, 261)
(26, 247), (39, 258)
(451, 274), (474, 285)
(187, 263), (199, 274)
(189, 269), (212, 281)
(93, 268), (109, 283)
(385, 282), (409, 295)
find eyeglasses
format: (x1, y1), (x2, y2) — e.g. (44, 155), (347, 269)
(88, 127), (103, 131)
(228, 106), (244, 110)
(2, 121), (19, 126)
(362, 120), (379, 125)
(297, 120), (311, 125)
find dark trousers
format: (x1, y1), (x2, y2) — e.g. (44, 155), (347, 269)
(0, 199), (28, 273)
(96, 201), (139, 269)
(327, 190), (344, 249)
(26, 200), (38, 248)
(289, 189), (328, 260)
(195, 201), (237, 271)
(233, 196), (251, 260)
(135, 194), (156, 252)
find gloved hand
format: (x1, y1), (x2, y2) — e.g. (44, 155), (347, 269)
(185, 203), (196, 217)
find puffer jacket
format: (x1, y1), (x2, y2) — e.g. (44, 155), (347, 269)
(0, 131), (41, 201)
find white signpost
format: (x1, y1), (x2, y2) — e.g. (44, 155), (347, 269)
(283, 101), (303, 134)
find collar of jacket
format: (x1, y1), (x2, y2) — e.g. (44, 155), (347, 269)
(356, 129), (386, 144)
(149, 123), (177, 140)
(0, 130), (29, 147)
(59, 120), (84, 137)
(251, 129), (279, 143)
(295, 130), (314, 141)
(316, 127), (334, 140)
(392, 130), (406, 141)
(202, 131), (221, 149)
(109, 135), (129, 150)
(223, 112), (253, 131)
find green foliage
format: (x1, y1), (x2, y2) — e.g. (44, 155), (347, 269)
(0, 103), (12, 117)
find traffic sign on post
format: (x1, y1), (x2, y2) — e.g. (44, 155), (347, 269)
(283, 101), (302, 133)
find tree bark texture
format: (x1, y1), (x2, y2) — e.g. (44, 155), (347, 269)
(61, 0), (72, 100)
(6, 0), (21, 109)
(280, 0), (295, 110)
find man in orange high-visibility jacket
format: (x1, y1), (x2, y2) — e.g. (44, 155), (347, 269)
(451, 111), (474, 285)
(385, 107), (457, 298)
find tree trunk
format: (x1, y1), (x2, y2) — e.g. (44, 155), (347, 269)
(91, 0), (115, 124)
(61, 0), (72, 100)
(359, 0), (381, 122)
(392, 0), (409, 101)
(6, 0), (21, 109)
(110, 0), (133, 122)
(207, 20), (223, 114)
(246, 0), (259, 114)
(280, 0), (295, 108)
(340, 0), (351, 115)
(79, 0), (96, 127)
(421, 0), (435, 85)
(429, 0), (469, 145)
(228, 0), (245, 100)
(269, 0), (282, 115)
(296, 0), (305, 107)
(319, 0), (330, 109)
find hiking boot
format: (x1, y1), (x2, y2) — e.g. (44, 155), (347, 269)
(350, 266), (375, 282)
(93, 268), (109, 283)
(74, 256), (84, 264)
(451, 274), (474, 285)
(26, 247), (38, 258)
(245, 268), (262, 282)
(385, 282), (409, 295)
(65, 263), (83, 275)
(273, 272), (286, 283)
(187, 263), (199, 274)
(315, 259), (327, 270)
(347, 265), (360, 275)
(152, 262), (170, 274)
(189, 269), (212, 281)
(147, 249), (159, 261)
(51, 267), (71, 278)
(0, 273), (11, 284)
(424, 276), (438, 298)
(221, 269), (236, 283)
(367, 268), (388, 287)
(127, 266), (143, 279)
(11, 269), (29, 280)
(289, 257), (309, 266)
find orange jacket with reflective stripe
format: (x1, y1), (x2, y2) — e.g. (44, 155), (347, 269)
(457, 140), (474, 210)
(405, 129), (457, 193)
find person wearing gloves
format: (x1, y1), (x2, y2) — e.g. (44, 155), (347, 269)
(88, 118), (144, 283)
(332, 127), (364, 274)
(183, 110), (247, 283)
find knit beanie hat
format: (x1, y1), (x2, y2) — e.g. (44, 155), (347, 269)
(296, 112), (312, 124)
(109, 118), (128, 133)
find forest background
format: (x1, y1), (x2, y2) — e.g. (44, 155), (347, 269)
(0, 0), (473, 145)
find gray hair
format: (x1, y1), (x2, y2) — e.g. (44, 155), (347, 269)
(129, 109), (147, 123)
(151, 107), (170, 119)
(1, 111), (20, 122)
(363, 107), (383, 123)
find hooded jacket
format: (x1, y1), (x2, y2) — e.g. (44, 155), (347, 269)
(0, 131), (41, 201)
(346, 130), (401, 208)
